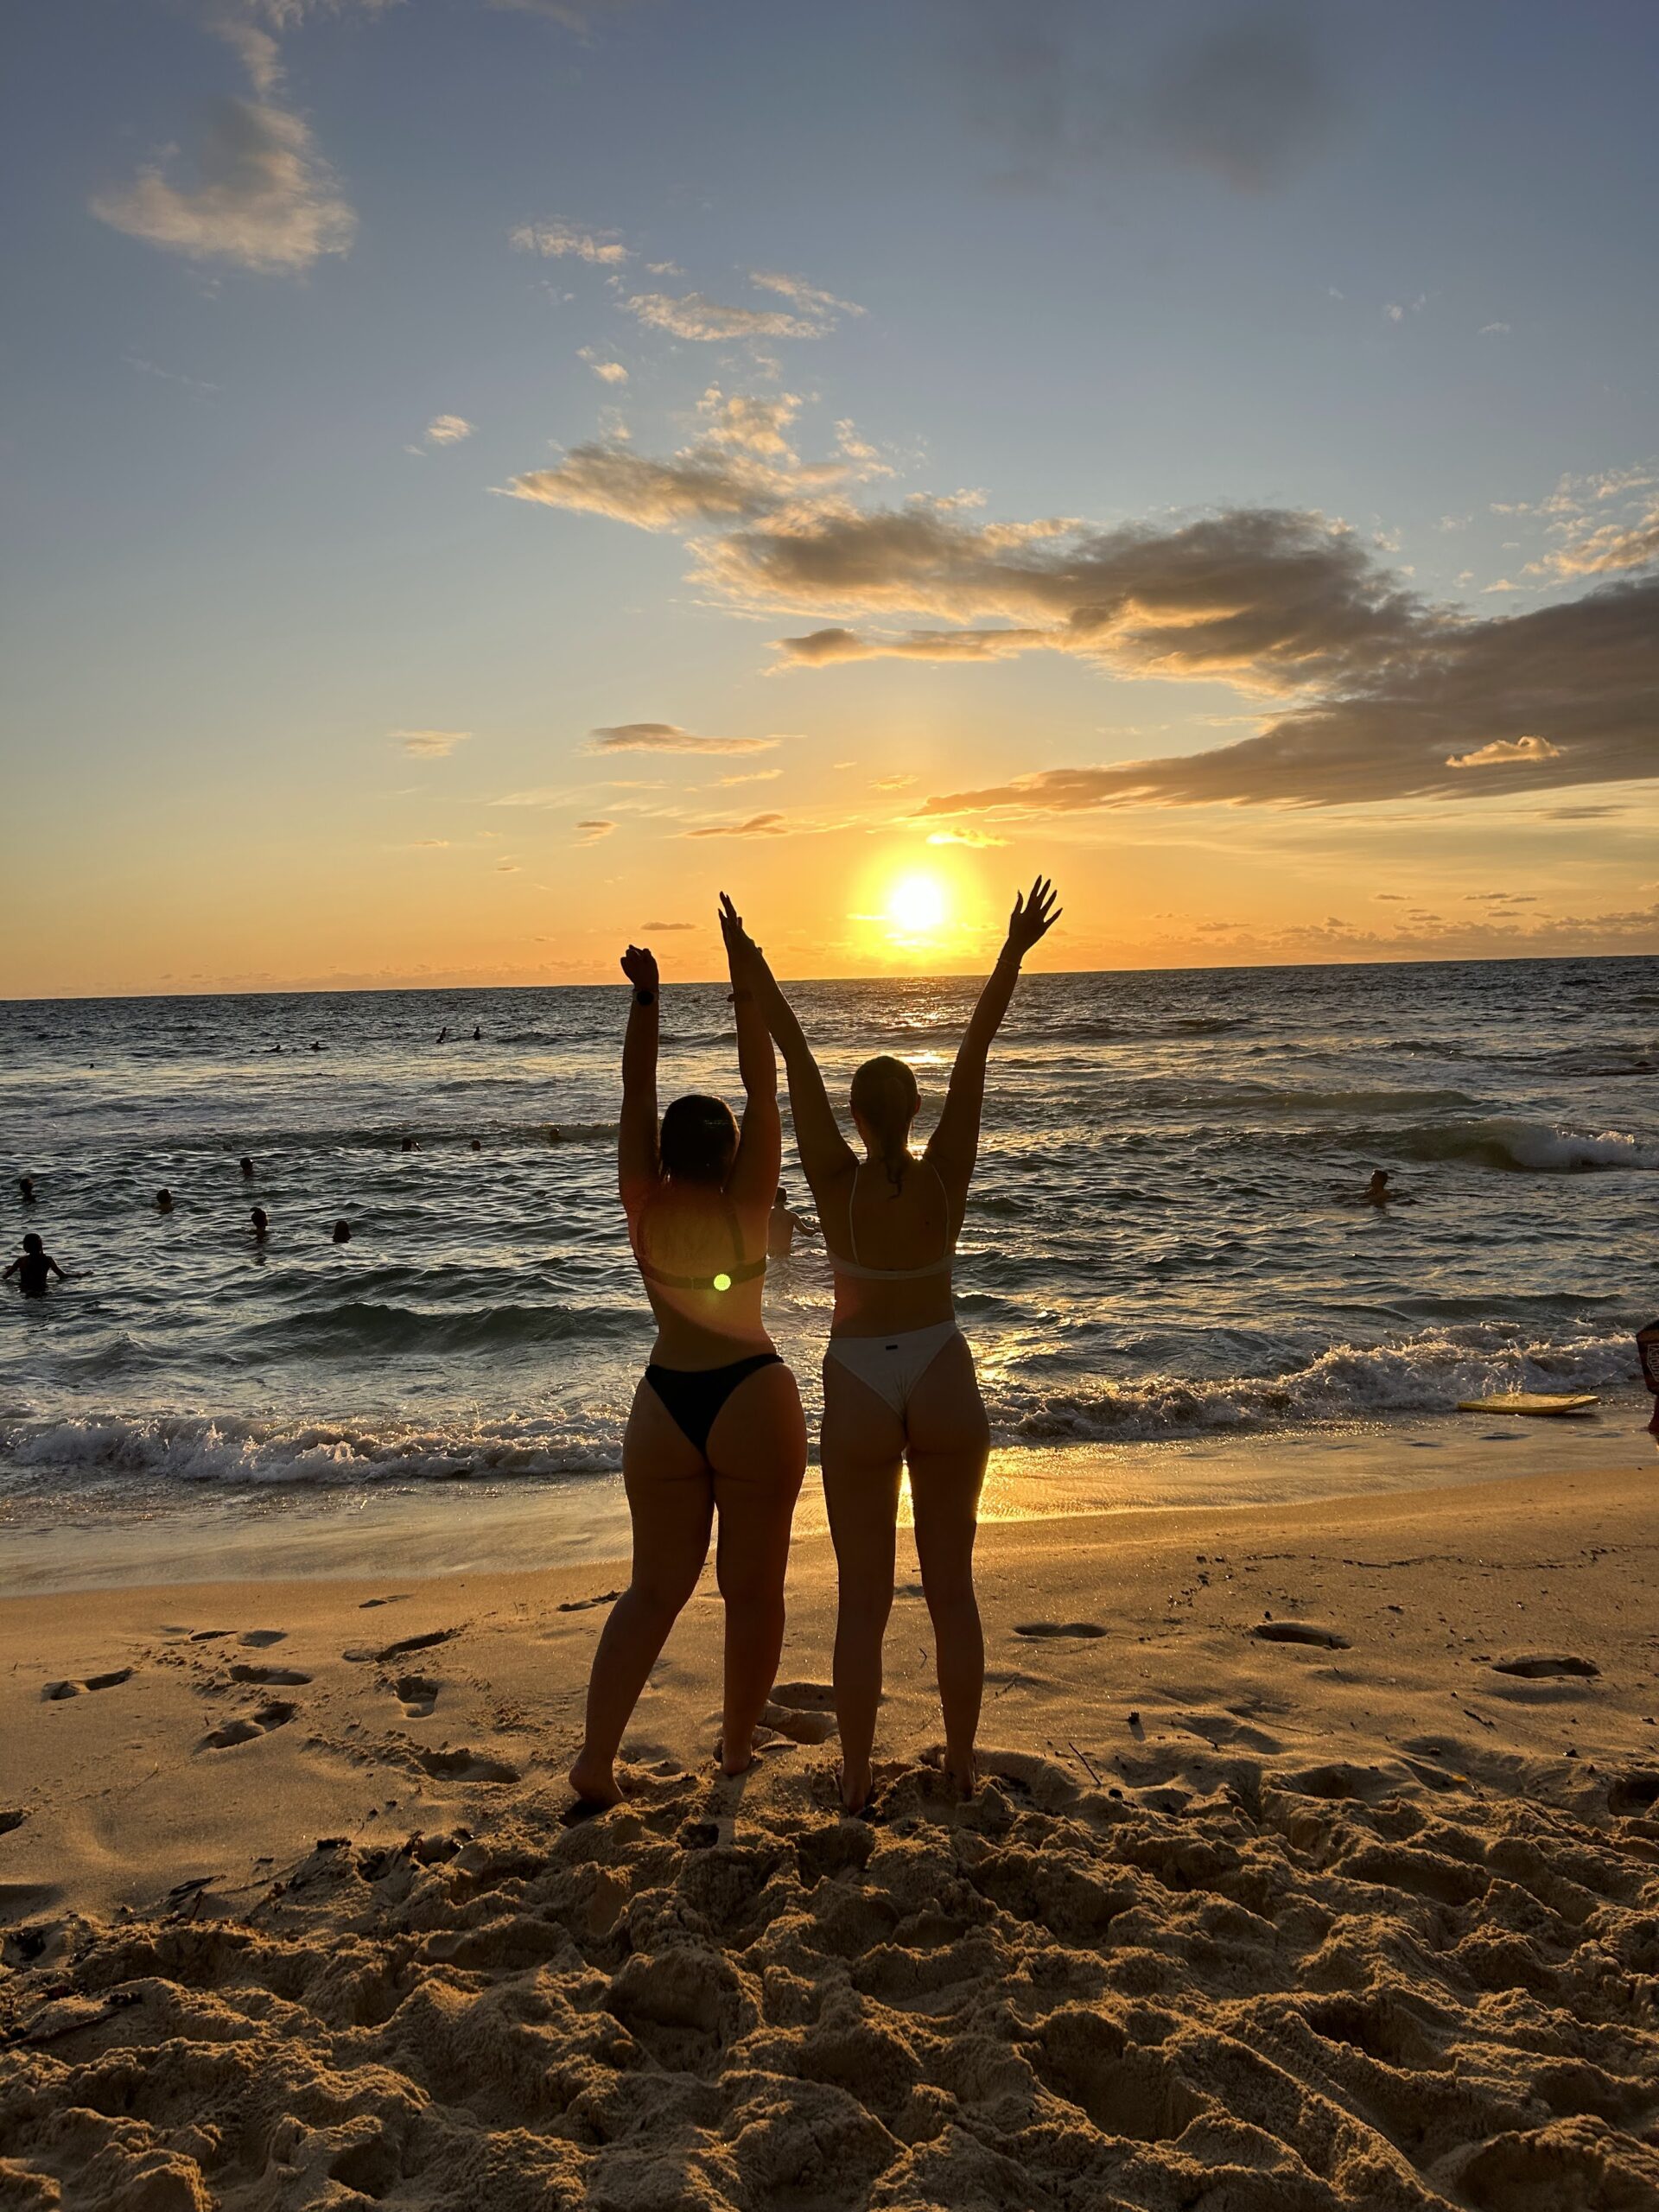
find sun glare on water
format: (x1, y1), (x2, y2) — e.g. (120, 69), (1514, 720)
(887, 873), (947, 935)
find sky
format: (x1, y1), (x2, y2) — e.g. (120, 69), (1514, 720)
(3, 0), (1656, 997)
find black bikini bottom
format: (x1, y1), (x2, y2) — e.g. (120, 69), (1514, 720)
(645, 1351), (783, 1458)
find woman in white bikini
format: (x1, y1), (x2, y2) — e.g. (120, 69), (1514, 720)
(721, 877), (1059, 1811)
(568, 912), (807, 1810)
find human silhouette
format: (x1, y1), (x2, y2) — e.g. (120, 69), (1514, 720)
(5, 1234), (67, 1296)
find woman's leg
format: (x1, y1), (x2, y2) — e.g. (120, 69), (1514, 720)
(821, 1355), (906, 1811)
(708, 1360), (808, 1776)
(569, 1377), (713, 1805)
(906, 1332), (991, 1796)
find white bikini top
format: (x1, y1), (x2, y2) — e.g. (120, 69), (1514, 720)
(828, 1159), (957, 1284)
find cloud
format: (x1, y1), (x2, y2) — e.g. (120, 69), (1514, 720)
(578, 347), (629, 384)
(622, 290), (829, 343)
(642, 920), (696, 931)
(697, 385), (802, 460)
(1541, 804), (1628, 820)
(1446, 735), (1563, 769)
(873, 773), (916, 791)
(1531, 507), (1659, 577)
(413, 414), (473, 449)
(395, 728), (472, 757)
(503, 438), (821, 527)
(588, 722), (780, 755)
(1480, 321), (1511, 336)
(926, 827), (1007, 847)
(955, 0), (1342, 193)
(747, 270), (866, 321)
(575, 818), (616, 842)
(715, 768), (783, 786)
(511, 219), (629, 265)
(91, 96), (355, 272)
(772, 623), (1052, 666)
(683, 811), (789, 838)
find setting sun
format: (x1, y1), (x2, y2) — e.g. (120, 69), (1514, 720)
(886, 873), (948, 934)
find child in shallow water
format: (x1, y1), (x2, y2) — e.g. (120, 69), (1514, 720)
(5, 1232), (67, 1297)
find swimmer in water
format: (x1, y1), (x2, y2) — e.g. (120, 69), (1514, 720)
(1364, 1169), (1394, 1205)
(332, 1218), (351, 1244)
(470, 1138), (481, 1151)
(18, 1176), (35, 1204)
(401, 1136), (420, 1153)
(437, 1026), (448, 1045)
(473, 1025), (481, 1041)
(251, 1206), (269, 1241)
(156, 1189), (175, 1214)
(240, 1157), (255, 1179)
(5, 1233), (67, 1296)
(767, 1182), (819, 1260)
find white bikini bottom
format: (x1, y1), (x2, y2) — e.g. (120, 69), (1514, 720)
(824, 1320), (963, 1421)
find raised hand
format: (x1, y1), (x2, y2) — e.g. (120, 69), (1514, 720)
(620, 944), (659, 991)
(718, 892), (763, 971)
(1005, 875), (1061, 958)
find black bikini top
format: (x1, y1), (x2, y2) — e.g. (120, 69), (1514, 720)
(632, 1192), (767, 1296)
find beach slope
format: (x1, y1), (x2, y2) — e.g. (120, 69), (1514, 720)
(3, 1465), (1659, 2209)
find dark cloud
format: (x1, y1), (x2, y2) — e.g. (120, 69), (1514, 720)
(683, 812), (789, 839)
(588, 723), (779, 755)
(950, 0), (1343, 193)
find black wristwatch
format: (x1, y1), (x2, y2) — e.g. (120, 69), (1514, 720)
(634, 987), (656, 1007)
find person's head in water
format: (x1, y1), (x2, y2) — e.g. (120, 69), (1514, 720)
(239, 1157), (254, 1179)
(400, 1135), (419, 1153)
(251, 1206), (269, 1237)
(1366, 1168), (1390, 1199)
(775, 1184), (788, 1207)
(332, 1218), (351, 1244)
(18, 1176), (34, 1202)
(659, 1094), (738, 1185)
(22, 1232), (42, 1258)
(850, 1056), (920, 1184)
(156, 1189), (174, 1214)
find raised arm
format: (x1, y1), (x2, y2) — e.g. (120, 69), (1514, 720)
(719, 893), (855, 1193)
(720, 896), (782, 1207)
(617, 944), (661, 1210)
(928, 875), (1060, 1184)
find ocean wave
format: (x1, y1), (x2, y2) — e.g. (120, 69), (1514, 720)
(0, 1412), (624, 1491)
(1392, 1116), (1659, 1173)
(256, 1300), (639, 1356)
(995, 1326), (1641, 1443)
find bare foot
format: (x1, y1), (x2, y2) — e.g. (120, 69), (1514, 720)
(922, 1744), (977, 1801)
(838, 1758), (874, 1815)
(714, 1734), (757, 1780)
(566, 1753), (622, 1810)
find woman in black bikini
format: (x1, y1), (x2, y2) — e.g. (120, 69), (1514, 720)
(568, 915), (807, 1809)
(722, 879), (1059, 1811)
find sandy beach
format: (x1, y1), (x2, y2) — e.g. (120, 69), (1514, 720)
(5, 1455), (1659, 2209)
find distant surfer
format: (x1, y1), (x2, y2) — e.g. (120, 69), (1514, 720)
(251, 1206), (269, 1242)
(332, 1218), (352, 1244)
(5, 1233), (67, 1297)
(156, 1188), (175, 1214)
(768, 1182), (819, 1260)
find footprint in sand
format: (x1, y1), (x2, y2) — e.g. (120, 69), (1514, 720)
(391, 1675), (440, 1717)
(198, 1700), (297, 1751)
(238, 1630), (287, 1649)
(556, 1589), (622, 1613)
(1491, 1654), (1600, 1680)
(0, 1810), (26, 1836)
(228, 1662), (312, 1687)
(1249, 1622), (1351, 1651)
(344, 1627), (462, 1665)
(1015, 1622), (1108, 1640)
(41, 1668), (135, 1701)
(359, 1595), (411, 1609)
(414, 1746), (518, 1783)
(764, 1682), (838, 1745)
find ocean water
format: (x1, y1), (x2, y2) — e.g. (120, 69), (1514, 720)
(2, 957), (1656, 1523)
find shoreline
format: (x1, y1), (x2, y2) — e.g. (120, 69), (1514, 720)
(3, 1402), (1647, 1596)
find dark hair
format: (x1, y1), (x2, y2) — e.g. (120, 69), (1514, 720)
(660, 1094), (739, 1185)
(22, 1232), (42, 1255)
(850, 1055), (920, 1188)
